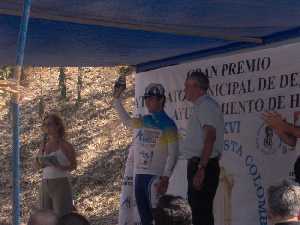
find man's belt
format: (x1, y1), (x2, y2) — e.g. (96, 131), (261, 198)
(188, 156), (220, 164)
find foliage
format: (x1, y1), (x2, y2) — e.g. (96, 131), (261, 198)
(0, 66), (13, 80)
(118, 66), (133, 76)
(0, 66), (13, 112)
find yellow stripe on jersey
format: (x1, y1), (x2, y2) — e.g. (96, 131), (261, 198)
(131, 118), (143, 128)
(159, 129), (178, 145)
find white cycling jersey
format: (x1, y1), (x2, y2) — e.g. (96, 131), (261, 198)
(113, 99), (179, 177)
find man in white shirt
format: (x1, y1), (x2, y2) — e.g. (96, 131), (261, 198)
(182, 71), (224, 225)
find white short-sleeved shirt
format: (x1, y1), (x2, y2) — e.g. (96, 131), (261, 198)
(182, 95), (224, 159)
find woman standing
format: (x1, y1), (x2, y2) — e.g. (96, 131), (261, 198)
(35, 113), (76, 217)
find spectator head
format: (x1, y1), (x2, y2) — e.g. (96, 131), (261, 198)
(267, 180), (300, 222)
(153, 195), (192, 225)
(58, 212), (90, 225)
(28, 209), (58, 225)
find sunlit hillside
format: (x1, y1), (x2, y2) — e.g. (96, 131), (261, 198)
(0, 67), (135, 225)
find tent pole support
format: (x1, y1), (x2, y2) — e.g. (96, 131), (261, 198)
(11, 1), (31, 225)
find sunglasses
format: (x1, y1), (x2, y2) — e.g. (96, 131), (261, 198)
(144, 95), (164, 100)
(144, 95), (155, 100)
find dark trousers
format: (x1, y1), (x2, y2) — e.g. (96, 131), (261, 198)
(294, 156), (300, 184)
(187, 157), (220, 225)
(135, 174), (157, 225)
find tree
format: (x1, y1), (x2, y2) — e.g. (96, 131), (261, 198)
(38, 73), (45, 119)
(0, 66), (13, 80)
(58, 67), (67, 99)
(76, 67), (83, 106)
(118, 66), (133, 77)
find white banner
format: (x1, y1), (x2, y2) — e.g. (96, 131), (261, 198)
(119, 42), (300, 225)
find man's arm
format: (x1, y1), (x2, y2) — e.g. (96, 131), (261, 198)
(193, 125), (216, 190)
(162, 129), (180, 177)
(156, 129), (179, 194)
(113, 98), (142, 128)
(283, 124), (300, 138)
(112, 83), (142, 128)
(199, 125), (216, 167)
(275, 129), (297, 147)
(262, 112), (300, 143)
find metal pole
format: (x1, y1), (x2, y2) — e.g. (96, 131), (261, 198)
(12, 1), (32, 225)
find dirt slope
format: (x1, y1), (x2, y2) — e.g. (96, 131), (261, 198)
(0, 67), (134, 225)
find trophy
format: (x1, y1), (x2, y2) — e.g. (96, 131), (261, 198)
(113, 74), (126, 98)
(113, 66), (133, 98)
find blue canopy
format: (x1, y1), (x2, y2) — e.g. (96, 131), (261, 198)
(1, 1), (300, 72)
(2, 2), (300, 225)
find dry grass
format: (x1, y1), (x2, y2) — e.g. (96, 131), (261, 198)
(0, 67), (135, 225)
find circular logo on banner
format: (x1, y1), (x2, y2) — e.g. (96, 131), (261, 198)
(256, 123), (282, 155)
